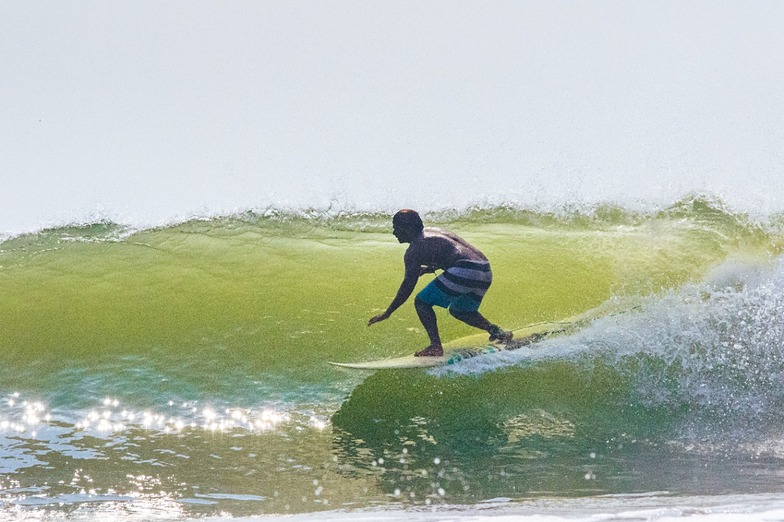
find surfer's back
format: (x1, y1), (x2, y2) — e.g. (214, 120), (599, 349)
(406, 227), (488, 270)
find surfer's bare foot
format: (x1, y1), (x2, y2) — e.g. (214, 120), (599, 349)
(415, 345), (443, 357)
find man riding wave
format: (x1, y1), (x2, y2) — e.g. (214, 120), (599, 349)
(368, 209), (512, 356)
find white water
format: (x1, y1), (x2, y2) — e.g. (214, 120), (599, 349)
(208, 493), (784, 521)
(3, 1), (784, 235)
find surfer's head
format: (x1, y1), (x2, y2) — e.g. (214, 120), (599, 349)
(392, 209), (424, 243)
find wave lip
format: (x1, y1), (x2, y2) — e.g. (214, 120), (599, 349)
(3, 192), (781, 241)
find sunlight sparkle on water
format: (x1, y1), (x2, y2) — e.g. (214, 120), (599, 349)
(72, 398), (303, 435)
(0, 393), (50, 435)
(0, 392), (325, 438)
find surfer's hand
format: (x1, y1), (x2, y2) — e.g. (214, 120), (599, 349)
(368, 312), (390, 326)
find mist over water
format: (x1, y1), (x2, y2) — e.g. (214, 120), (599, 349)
(3, 1), (784, 235)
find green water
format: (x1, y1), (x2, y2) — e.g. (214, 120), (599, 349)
(2, 199), (767, 363)
(1, 197), (783, 517)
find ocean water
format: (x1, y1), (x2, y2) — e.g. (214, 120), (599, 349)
(5, 1), (784, 519)
(3, 196), (784, 520)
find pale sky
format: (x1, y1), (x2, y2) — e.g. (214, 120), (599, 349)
(2, 1), (783, 233)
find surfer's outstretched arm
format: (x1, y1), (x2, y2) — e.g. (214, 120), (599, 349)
(368, 274), (418, 326)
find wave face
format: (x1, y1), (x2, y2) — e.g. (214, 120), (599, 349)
(2, 197), (784, 517)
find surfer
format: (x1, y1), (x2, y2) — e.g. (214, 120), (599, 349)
(368, 209), (512, 356)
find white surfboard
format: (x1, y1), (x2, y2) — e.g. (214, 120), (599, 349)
(329, 321), (571, 370)
(328, 343), (508, 370)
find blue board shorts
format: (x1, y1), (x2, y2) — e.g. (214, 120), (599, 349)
(416, 259), (492, 313)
